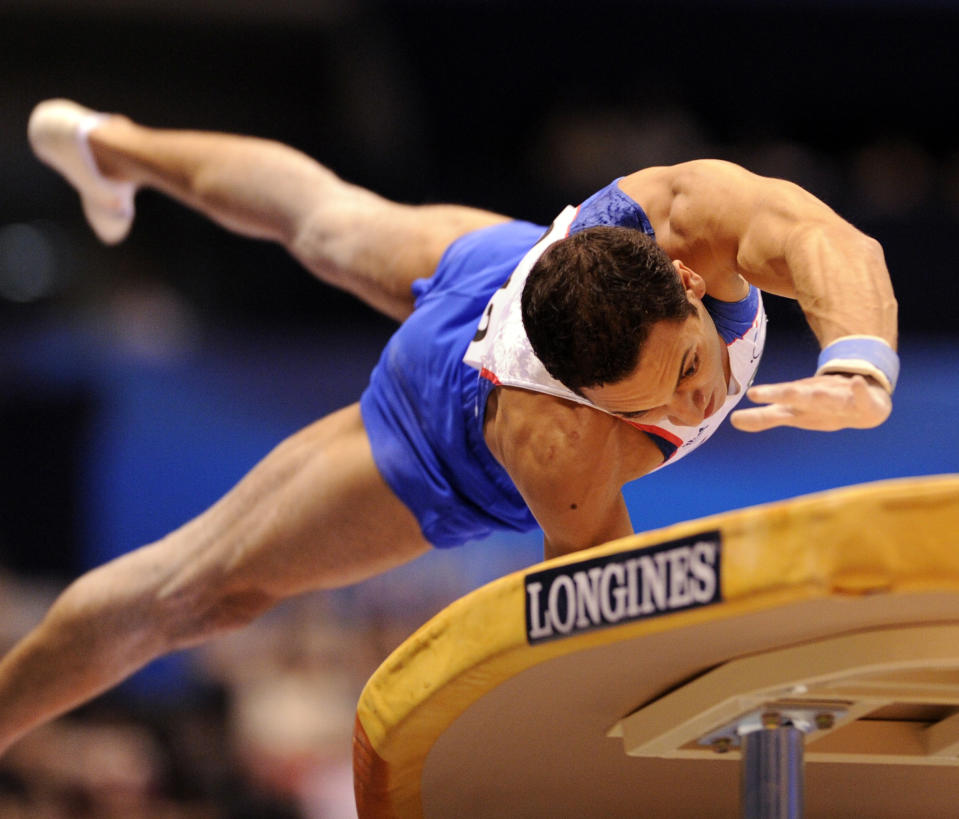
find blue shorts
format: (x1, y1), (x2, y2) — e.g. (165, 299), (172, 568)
(359, 220), (545, 548)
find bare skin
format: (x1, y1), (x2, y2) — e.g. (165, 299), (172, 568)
(0, 111), (897, 757)
(89, 116), (510, 320)
(492, 163), (896, 556)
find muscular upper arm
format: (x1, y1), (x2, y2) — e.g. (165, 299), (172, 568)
(486, 389), (664, 558)
(619, 160), (847, 297)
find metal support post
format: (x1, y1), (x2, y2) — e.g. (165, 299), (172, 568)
(740, 720), (805, 819)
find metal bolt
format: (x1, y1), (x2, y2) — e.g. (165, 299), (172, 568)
(711, 736), (733, 754)
(815, 712), (835, 731)
(761, 711), (783, 730)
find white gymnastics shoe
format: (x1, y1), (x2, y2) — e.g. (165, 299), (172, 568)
(28, 99), (136, 245)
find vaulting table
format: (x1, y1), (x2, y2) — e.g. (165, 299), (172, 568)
(353, 475), (959, 818)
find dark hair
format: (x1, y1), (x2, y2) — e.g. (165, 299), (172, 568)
(521, 226), (696, 393)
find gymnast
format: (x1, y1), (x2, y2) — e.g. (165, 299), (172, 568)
(0, 99), (898, 756)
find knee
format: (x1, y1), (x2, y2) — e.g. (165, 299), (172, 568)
(288, 208), (359, 287)
(195, 589), (277, 637)
(162, 586), (278, 650)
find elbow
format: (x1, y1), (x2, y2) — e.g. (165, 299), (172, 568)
(863, 234), (899, 335)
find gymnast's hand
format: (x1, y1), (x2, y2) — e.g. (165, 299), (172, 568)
(729, 373), (893, 432)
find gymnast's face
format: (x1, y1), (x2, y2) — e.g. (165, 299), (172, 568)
(580, 267), (730, 428)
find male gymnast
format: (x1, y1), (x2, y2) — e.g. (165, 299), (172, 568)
(0, 99), (898, 756)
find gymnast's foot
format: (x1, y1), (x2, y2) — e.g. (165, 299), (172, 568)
(28, 99), (136, 245)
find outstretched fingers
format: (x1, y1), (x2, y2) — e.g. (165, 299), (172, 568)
(730, 374), (892, 433)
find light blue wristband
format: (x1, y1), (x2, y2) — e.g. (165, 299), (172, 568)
(815, 335), (899, 394)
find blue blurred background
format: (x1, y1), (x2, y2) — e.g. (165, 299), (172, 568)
(0, 0), (956, 815)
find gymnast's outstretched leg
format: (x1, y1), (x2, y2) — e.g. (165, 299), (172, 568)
(3, 100), (510, 759)
(28, 99), (509, 321)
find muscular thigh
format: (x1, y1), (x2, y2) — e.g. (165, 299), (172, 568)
(292, 183), (510, 321)
(164, 404), (432, 601)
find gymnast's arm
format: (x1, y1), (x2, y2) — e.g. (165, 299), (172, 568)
(484, 388), (663, 558)
(620, 159), (899, 432)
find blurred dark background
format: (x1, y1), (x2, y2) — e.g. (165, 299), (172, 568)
(4, 0), (959, 331)
(0, 1), (957, 815)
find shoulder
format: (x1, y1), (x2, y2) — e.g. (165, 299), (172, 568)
(618, 161), (757, 299)
(617, 160), (762, 232)
(486, 388), (611, 470)
(619, 159), (760, 195)
(620, 160), (832, 236)
(484, 387), (665, 553)
(484, 387), (664, 489)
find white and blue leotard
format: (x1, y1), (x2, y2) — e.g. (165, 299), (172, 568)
(360, 180), (766, 547)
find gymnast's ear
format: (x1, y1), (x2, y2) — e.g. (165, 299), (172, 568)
(672, 259), (706, 299)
